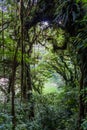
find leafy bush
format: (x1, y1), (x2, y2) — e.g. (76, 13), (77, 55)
(81, 118), (87, 130)
(0, 86), (78, 130)
(26, 87), (78, 130)
(0, 112), (12, 130)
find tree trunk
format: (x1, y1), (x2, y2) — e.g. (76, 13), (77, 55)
(26, 64), (34, 118)
(11, 60), (17, 130)
(78, 69), (84, 130)
(20, 0), (24, 101)
(78, 48), (87, 130)
(11, 42), (19, 130)
(11, 65), (16, 130)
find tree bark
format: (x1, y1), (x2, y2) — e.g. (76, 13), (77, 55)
(11, 50), (18, 130)
(20, 0), (24, 101)
(78, 48), (87, 130)
(26, 64), (34, 118)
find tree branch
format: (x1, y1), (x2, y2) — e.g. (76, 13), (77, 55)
(0, 21), (12, 33)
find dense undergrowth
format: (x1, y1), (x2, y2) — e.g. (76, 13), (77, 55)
(0, 85), (79, 130)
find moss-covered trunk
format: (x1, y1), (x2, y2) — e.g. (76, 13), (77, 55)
(78, 48), (87, 130)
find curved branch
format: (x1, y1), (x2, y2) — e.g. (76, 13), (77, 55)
(0, 21), (12, 33)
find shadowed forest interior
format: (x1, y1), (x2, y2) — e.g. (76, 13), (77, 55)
(0, 0), (87, 130)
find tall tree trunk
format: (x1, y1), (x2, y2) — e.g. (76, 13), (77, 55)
(26, 63), (34, 118)
(11, 42), (19, 130)
(22, 67), (27, 101)
(26, 64), (32, 100)
(11, 64), (16, 130)
(7, 75), (13, 102)
(78, 68), (84, 130)
(20, 0), (24, 101)
(78, 48), (87, 130)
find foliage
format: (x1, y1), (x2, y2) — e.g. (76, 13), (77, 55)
(0, 112), (12, 130)
(81, 118), (87, 130)
(0, 85), (78, 130)
(0, 0), (87, 130)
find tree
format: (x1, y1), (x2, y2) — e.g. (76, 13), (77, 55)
(0, 0), (87, 129)
(23, 0), (87, 129)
